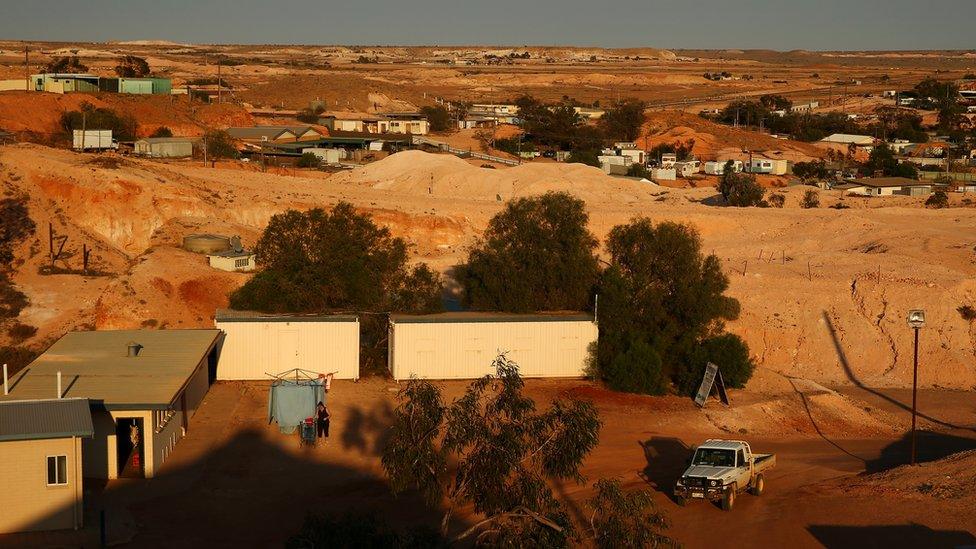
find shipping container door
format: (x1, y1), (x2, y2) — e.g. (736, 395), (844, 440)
(278, 330), (300, 370)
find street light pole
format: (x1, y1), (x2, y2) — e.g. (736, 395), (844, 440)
(911, 325), (919, 465)
(907, 309), (925, 466)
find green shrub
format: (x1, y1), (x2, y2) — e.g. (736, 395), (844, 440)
(296, 152), (320, 168)
(718, 165), (764, 206)
(801, 189), (820, 209)
(676, 333), (754, 394)
(925, 190), (949, 209)
(149, 126), (173, 138)
(766, 193), (785, 208)
(602, 338), (667, 395)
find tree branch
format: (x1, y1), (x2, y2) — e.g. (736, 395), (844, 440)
(451, 506), (563, 544)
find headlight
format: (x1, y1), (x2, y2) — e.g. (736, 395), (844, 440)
(709, 480), (718, 487)
(676, 479), (684, 486)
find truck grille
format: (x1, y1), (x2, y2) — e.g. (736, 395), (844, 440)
(684, 477), (706, 488)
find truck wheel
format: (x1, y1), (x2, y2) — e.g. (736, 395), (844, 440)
(721, 485), (736, 511)
(750, 474), (765, 496)
(675, 496), (687, 507)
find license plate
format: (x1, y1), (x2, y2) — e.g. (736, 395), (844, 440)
(692, 493), (704, 498)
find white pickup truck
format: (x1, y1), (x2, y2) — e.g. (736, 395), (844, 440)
(673, 439), (775, 511)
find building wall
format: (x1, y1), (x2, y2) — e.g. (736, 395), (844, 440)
(389, 319), (598, 380)
(135, 141), (193, 158)
(208, 254), (256, 272)
(215, 319), (360, 379)
(0, 437), (83, 533)
(0, 79), (28, 91)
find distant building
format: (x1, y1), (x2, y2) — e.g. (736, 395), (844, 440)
(458, 115), (498, 130)
(746, 158), (788, 175)
(30, 73), (99, 93)
(790, 101), (819, 113)
(320, 113), (429, 135)
(0, 398), (93, 534)
(226, 126), (323, 143)
(674, 160), (701, 177)
(844, 177), (932, 197)
(650, 167), (677, 181)
(72, 130), (116, 151)
(134, 137), (194, 158)
(820, 134), (876, 148)
(208, 249), (256, 272)
(704, 160), (744, 175)
(0, 330), (223, 480)
(98, 77), (172, 95)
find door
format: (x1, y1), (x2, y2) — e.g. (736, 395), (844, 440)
(279, 330), (300, 370)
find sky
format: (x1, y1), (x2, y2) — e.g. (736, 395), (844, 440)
(1, 0), (973, 51)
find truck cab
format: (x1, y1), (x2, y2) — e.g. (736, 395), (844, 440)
(674, 439), (775, 511)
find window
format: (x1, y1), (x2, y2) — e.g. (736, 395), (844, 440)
(47, 455), (67, 486)
(737, 449), (746, 466)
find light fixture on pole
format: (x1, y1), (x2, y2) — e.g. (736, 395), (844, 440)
(907, 309), (925, 465)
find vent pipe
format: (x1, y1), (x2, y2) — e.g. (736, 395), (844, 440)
(127, 342), (142, 357)
(3, 363), (7, 395)
(57, 371), (62, 399)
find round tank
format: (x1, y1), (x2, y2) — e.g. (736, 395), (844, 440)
(183, 233), (232, 254)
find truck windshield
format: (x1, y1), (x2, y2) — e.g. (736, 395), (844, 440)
(693, 448), (735, 467)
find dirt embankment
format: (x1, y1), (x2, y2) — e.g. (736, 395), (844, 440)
(1, 145), (974, 392)
(0, 91), (253, 139)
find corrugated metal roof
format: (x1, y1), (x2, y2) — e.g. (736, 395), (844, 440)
(390, 311), (594, 324)
(135, 137), (195, 144)
(215, 309), (358, 323)
(0, 330), (221, 410)
(0, 398), (93, 442)
(849, 177), (928, 188)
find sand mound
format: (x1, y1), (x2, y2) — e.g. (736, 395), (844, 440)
(330, 150), (660, 202)
(840, 450), (976, 500)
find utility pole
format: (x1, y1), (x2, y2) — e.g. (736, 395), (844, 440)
(24, 44), (29, 91)
(217, 56), (222, 104)
(81, 111), (87, 151)
(907, 310), (926, 466)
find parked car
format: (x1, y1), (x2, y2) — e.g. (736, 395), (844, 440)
(674, 439), (776, 511)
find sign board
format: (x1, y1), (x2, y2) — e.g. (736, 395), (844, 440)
(694, 362), (731, 408)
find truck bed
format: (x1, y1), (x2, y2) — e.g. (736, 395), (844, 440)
(753, 453), (776, 473)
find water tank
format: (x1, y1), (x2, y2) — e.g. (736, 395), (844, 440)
(183, 233), (232, 254)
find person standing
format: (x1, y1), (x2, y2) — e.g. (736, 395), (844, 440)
(316, 401), (330, 441)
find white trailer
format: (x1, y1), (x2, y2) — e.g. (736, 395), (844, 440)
(73, 130), (117, 151)
(388, 312), (598, 381)
(214, 309), (360, 380)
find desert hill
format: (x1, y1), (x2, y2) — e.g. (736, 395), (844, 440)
(1, 146), (974, 392)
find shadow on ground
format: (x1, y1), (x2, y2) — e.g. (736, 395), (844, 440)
(0, 425), (465, 548)
(639, 437), (691, 503)
(808, 523), (976, 549)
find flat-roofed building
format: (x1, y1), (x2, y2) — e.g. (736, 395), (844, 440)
(214, 309), (360, 380)
(388, 312), (598, 381)
(0, 398), (93, 533)
(134, 137), (194, 158)
(0, 330), (222, 480)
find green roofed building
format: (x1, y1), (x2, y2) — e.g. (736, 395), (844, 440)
(0, 329), (222, 479)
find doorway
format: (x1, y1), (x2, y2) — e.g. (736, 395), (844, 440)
(116, 417), (145, 478)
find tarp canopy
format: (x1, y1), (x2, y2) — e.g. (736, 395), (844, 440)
(267, 379), (325, 434)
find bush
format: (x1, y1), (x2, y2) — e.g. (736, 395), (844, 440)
(6, 322), (37, 343)
(458, 192), (599, 313)
(602, 338), (667, 395)
(420, 105), (451, 132)
(60, 103), (137, 141)
(296, 152), (320, 168)
(719, 166), (764, 207)
(766, 193), (785, 208)
(958, 305), (976, 321)
(0, 197), (36, 266)
(675, 333), (754, 395)
(599, 99), (647, 142)
(801, 189), (820, 209)
(0, 274), (28, 319)
(626, 164), (650, 178)
(925, 190), (949, 209)
(45, 56), (87, 73)
(114, 55), (150, 78)
(149, 126), (173, 138)
(203, 130), (238, 160)
(295, 108), (320, 124)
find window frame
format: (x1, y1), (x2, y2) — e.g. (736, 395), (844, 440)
(46, 454), (68, 486)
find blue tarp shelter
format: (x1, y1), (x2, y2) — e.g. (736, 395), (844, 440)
(267, 369), (326, 434)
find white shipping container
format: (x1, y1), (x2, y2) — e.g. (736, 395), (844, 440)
(388, 312), (598, 381)
(215, 310), (360, 380)
(73, 129), (116, 150)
